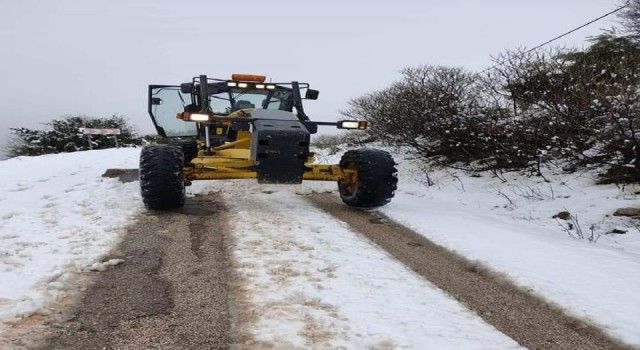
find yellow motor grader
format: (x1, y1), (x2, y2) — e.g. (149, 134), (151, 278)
(141, 74), (397, 209)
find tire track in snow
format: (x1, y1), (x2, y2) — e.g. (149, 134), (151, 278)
(30, 193), (234, 350)
(309, 192), (634, 350)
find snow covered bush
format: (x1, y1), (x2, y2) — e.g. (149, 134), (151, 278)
(343, 66), (504, 168)
(6, 115), (141, 157)
(345, 30), (640, 181)
(496, 34), (640, 177)
(343, 64), (551, 171)
(313, 132), (372, 149)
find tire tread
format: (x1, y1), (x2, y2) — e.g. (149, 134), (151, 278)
(139, 145), (185, 210)
(338, 148), (398, 207)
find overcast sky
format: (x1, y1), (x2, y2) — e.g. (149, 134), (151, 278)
(0, 0), (621, 149)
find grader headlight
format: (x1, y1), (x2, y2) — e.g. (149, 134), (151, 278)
(338, 120), (368, 130)
(189, 113), (210, 122)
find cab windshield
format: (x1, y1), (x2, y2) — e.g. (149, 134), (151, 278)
(209, 88), (294, 115)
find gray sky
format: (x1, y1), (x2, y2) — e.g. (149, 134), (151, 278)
(0, 0), (620, 148)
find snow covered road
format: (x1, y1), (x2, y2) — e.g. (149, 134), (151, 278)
(24, 179), (521, 349)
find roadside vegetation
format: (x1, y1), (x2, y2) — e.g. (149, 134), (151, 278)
(331, 2), (640, 184)
(4, 115), (151, 157)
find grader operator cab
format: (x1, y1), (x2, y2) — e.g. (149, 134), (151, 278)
(141, 74), (397, 209)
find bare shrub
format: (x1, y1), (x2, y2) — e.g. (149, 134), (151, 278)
(312, 132), (372, 150)
(556, 212), (600, 243)
(343, 32), (640, 182)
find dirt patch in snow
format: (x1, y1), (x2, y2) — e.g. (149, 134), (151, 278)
(101, 168), (138, 183)
(4, 192), (237, 350)
(309, 192), (635, 350)
(0, 272), (92, 349)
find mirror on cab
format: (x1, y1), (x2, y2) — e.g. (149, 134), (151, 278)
(305, 89), (319, 100)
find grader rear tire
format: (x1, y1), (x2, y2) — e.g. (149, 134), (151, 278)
(139, 145), (185, 210)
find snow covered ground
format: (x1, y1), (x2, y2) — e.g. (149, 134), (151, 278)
(1, 146), (639, 347)
(315, 145), (640, 346)
(0, 148), (142, 325)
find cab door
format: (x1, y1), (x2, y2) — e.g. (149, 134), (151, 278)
(148, 85), (198, 137)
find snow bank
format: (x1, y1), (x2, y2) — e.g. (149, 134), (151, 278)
(0, 148), (142, 323)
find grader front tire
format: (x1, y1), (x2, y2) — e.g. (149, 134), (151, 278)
(338, 148), (398, 208)
(139, 145), (185, 210)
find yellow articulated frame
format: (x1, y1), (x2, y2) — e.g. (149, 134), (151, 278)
(181, 127), (356, 183)
(184, 163), (355, 182)
(302, 164), (355, 181)
(184, 151), (355, 182)
(213, 137), (251, 151)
